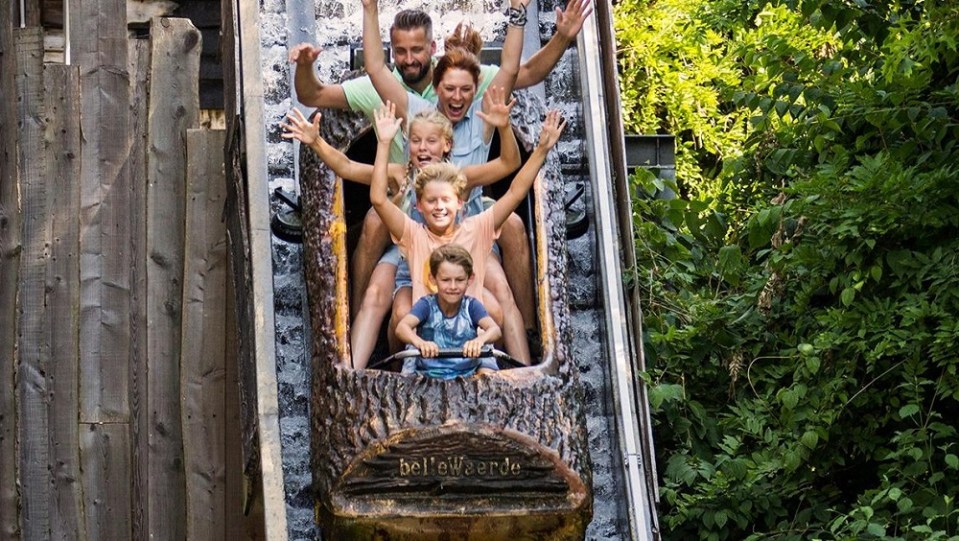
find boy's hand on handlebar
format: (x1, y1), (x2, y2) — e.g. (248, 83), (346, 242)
(463, 339), (486, 358)
(417, 341), (439, 358)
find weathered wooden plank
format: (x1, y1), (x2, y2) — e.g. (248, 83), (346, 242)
(225, 128), (262, 528)
(223, 132), (268, 539)
(145, 17), (201, 539)
(181, 128), (228, 540)
(15, 26), (50, 541)
(224, 257), (257, 539)
(127, 35), (151, 541)
(72, 0), (132, 425)
(70, 2), (134, 535)
(42, 30), (64, 64)
(220, 1), (268, 534)
(234, 0), (289, 536)
(44, 63), (84, 541)
(79, 423), (132, 540)
(220, 0), (237, 133)
(0, 3), (23, 536)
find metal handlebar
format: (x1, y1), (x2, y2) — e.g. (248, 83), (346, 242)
(365, 346), (526, 371)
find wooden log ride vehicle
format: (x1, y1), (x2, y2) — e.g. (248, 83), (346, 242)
(298, 88), (593, 540)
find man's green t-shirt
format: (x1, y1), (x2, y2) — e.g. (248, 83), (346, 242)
(343, 63), (499, 163)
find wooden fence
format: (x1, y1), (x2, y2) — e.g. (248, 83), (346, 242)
(0, 7), (262, 539)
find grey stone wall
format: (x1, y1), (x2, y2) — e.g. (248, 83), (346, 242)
(257, 0), (632, 538)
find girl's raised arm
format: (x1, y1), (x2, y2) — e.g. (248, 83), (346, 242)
(281, 108), (403, 187)
(369, 102), (411, 240)
(465, 86), (520, 187)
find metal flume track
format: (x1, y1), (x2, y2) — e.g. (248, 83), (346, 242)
(577, 0), (660, 539)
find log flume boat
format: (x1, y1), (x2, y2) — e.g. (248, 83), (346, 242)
(299, 88), (593, 540)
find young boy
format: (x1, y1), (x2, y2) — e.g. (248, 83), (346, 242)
(395, 244), (501, 378)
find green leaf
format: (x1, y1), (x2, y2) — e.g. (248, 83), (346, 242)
(715, 510), (728, 528)
(805, 356), (821, 374)
(649, 383), (684, 410)
(866, 523), (886, 537)
(946, 454), (959, 469)
(899, 404), (920, 418)
(718, 245), (744, 276)
(781, 389), (799, 410)
(801, 430), (819, 449)
(798, 343), (814, 355)
(841, 287), (856, 306)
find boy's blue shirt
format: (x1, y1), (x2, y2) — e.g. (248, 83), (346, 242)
(407, 294), (489, 379)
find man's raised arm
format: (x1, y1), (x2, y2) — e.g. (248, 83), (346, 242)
(362, 0), (410, 120)
(289, 43), (350, 109)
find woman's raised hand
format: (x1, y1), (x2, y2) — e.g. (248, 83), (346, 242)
(373, 101), (403, 143)
(280, 108), (321, 145)
(476, 86), (517, 129)
(537, 110), (567, 150)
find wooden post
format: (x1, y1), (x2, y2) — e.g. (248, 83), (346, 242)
(44, 63), (84, 541)
(181, 128), (229, 540)
(127, 35), (151, 541)
(145, 17), (201, 540)
(0, 3), (23, 535)
(70, 1), (134, 537)
(15, 26), (48, 540)
(73, 0), (132, 424)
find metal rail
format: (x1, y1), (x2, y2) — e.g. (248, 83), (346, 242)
(577, 1), (659, 539)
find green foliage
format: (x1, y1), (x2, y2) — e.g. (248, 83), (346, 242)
(617, 0), (959, 539)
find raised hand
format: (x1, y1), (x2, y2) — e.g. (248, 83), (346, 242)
(288, 43), (321, 66)
(280, 108), (322, 145)
(476, 86), (517, 130)
(373, 101), (403, 144)
(537, 110), (567, 150)
(556, 0), (593, 41)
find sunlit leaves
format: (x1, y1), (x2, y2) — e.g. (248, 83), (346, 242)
(620, 1), (959, 539)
